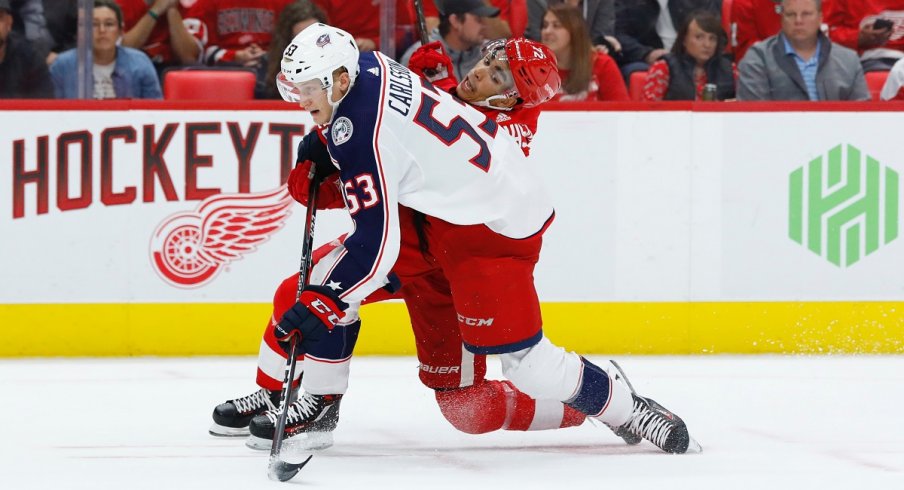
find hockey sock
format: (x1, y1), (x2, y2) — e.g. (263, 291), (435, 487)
(565, 357), (633, 427)
(434, 380), (585, 434)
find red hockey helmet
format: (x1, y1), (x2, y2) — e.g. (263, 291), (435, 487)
(504, 38), (561, 108)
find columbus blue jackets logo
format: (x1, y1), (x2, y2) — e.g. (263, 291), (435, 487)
(316, 34), (331, 47)
(332, 117), (354, 145)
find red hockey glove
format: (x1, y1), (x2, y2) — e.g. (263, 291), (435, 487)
(408, 41), (456, 89)
(287, 129), (344, 209)
(274, 285), (349, 349)
(287, 161), (345, 210)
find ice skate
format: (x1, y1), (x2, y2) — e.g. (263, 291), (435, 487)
(247, 393), (343, 451)
(617, 394), (701, 453)
(607, 361), (701, 454)
(209, 388), (280, 437)
(602, 362), (642, 445)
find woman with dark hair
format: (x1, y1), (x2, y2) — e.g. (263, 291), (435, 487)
(641, 10), (735, 101)
(541, 3), (628, 101)
(256, 0), (326, 99)
(50, 0), (161, 98)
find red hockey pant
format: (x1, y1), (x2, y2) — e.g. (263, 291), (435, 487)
(393, 206), (547, 390)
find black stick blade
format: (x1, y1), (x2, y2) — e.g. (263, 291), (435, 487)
(267, 454), (313, 482)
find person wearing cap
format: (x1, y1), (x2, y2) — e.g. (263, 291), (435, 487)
(0, 0), (53, 98)
(400, 0), (501, 80)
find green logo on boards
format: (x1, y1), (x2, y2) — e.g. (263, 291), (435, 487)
(789, 144), (900, 267)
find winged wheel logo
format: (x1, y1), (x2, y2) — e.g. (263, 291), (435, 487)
(150, 186), (293, 288)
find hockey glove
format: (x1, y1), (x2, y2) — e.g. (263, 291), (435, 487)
(296, 128), (332, 168)
(287, 129), (345, 209)
(275, 285), (349, 350)
(287, 161), (346, 209)
(287, 129), (345, 208)
(408, 41), (457, 90)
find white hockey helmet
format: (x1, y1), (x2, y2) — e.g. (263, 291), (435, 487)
(277, 23), (360, 105)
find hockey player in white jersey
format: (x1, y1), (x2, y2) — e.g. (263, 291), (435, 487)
(231, 23), (700, 455)
(211, 37), (601, 444)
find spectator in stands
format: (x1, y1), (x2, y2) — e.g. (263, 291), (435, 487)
(825, 0), (904, 72)
(258, 0), (326, 99)
(8, 0), (53, 60)
(643, 10), (735, 100)
(314, 0), (415, 54)
(0, 0), (53, 98)
(486, 0), (527, 38)
(421, 0), (527, 39)
(541, 3), (629, 100)
(614, 0), (721, 79)
(880, 55), (904, 98)
(190, 0), (294, 67)
(738, 0), (869, 100)
(119, 0), (204, 76)
(50, 0), (162, 99)
(731, 0), (784, 62)
(526, 0), (615, 46)
(401, 0), (500, 80)
(43, 0), (77, 65)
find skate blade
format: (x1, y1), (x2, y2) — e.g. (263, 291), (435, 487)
(284, 431), (334, 452)
(246, 435), (271, 450)
(208, 424), (250, 437)
(246, 432), (334, 452)
(685, 436), (703, 454)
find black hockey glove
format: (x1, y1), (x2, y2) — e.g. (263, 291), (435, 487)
(295, 129), (337, 180)
(274, 285), (348, 352)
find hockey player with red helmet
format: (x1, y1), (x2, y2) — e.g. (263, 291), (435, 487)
(408, 36), (555, 156)
(374, 36), (599, 437)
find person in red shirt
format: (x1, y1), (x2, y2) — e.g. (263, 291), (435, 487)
(186, 0), (294, 66)
(541, 3), (628, 101)
(826, 0), (904, 71)
(643, 10), (736, 101)
(730, 0), (783, 61)
(312, 0), (414, 54)
(119, 0), (203, 72)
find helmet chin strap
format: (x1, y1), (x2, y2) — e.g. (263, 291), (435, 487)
(326, 81), (354, 123)
(472, 94), (515, 111)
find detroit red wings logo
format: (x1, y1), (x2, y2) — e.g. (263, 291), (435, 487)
(150, 186), (293, 288)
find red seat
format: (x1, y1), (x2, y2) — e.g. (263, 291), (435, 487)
(864, 71), (889, 101)
(164, 70), (256, 100)
(629, 70), (648, 101)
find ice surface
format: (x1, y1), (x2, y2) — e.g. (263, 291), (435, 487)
(1, 356), (902, 489)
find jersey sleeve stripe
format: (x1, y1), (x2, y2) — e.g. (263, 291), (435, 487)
(337, 53), (396, 302)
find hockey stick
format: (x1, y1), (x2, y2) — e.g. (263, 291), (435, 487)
(268, 167), (323, 482)
(413, 0), (430, 45)
(412, 0), (438, 78)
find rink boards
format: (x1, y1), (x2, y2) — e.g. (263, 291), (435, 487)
(2, 100), (903, 356)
